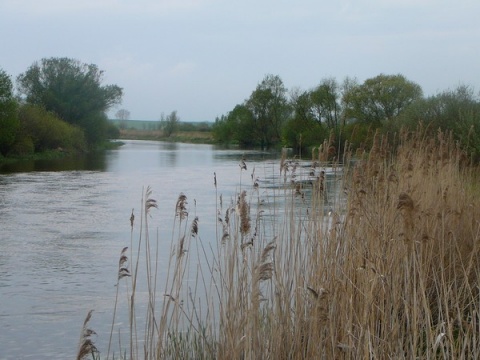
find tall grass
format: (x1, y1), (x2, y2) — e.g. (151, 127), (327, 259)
(90, 128), (480, 359)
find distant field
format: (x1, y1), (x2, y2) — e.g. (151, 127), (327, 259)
(109, 119), (162, 130)
(109, 119), (213, 131)
(117, 128), (215, 144)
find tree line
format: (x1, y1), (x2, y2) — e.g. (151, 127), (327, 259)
(0, 57), (123, 157)
(2, 59), (479, 160)
(212, 74), (480, 160)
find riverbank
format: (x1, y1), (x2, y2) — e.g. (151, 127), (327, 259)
(0, 141), (124, 168)
(118, 128), (215, 144)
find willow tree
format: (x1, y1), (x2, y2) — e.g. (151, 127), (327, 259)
(246, 74), (290, 148)
(342, 74), (423, 126)
(17, 57), (123, 145)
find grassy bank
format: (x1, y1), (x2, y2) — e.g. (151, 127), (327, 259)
(79, 129), (480, 359)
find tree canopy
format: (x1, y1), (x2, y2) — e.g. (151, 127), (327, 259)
(162, 110), (180, 137)
(212, 74), (290, 148)
(212, 72), (480, 160)
(17, 57), (123, 144)
(0, 68), (19, 155)
(343, 74), (423, 125)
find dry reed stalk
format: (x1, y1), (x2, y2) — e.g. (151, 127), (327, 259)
(91, 128), (480, 359)
(76, 310), (98, 360)
(313, 128), (480, 358)
(237, 190), (251, 238)
(107, 247), (131, 359)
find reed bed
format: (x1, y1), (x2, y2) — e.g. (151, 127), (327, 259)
(79, 129), (480, 359)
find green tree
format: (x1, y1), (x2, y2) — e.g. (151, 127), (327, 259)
(230, 104), (256, 147)
(0, 68), (19, 156)
(310, 77), (341, 130)
(284, 88), (327, 152)
(246, 74), (290, 148)
(17, 57), (122, 145)
(163, 110), (179, 137)
(212, 114), (236, 145)
(17, 104), (86, 152)
(392, 85), (480, 159)
(343, 74), (423, 126)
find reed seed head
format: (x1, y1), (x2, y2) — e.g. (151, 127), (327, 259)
(397, 192), (414, 211)
(191, 216), (199, 237)
(176, 193), (188, 219)
(130, 208), (134, 228)
(76, 310), (98, 360)
(237, 190), (251, 236)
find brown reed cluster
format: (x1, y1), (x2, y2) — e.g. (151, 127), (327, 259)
(76, 310), (98, 360)
(95, 127), (480, 359)
(237, 190), (251, 237)
(190, 216), (199, 237)
(327, 128), (480, 358)
(117, 246), (130, 280)
(175, 193), (188, 219)
(145, 186), (158, 215)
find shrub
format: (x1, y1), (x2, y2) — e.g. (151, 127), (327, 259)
(11, 136), (34, 156)
(18, 104), (87, 153)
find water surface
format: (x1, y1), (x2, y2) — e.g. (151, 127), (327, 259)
(0, 140), (283, 359)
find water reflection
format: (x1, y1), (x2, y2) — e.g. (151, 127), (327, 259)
(0, 151), (108, 173)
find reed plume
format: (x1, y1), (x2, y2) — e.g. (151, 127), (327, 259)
(176, 193), (188, 219)
(76, 310), (98, 360)
(237, 190), (251, 237)
(191, 216), (199, 237)
(107, 247), (131, 358)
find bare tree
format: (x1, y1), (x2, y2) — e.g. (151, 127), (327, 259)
(115, 109), (130, 129)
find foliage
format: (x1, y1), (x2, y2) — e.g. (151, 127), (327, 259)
(213, 74), (290, 148)
(213, 73), (427, 153)
(177, 121), (211, 132)
(17, 104), (86, 152)
(342, 73), (423, 126)
(284, 89), (328, 152)
(16, 57), (122, 145)
(212, 114), (236, 145)
(389, 85), (480, 159)
(246, 74), (291, 148)
(0, 68), (19, 156)
(310, 77), (342, 129)
(106, 120), (121, 139)
(163, 110), (180, 137)
(230, 104), (257, 147)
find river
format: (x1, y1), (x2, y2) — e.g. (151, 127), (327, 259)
(0, 140), (292, 359)
(0, 140), (345, 359)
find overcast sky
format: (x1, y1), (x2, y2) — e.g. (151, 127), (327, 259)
(1, 0), (479, 121)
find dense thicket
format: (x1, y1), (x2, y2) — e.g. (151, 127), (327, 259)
(16, 57), (122, 145)
(213, 73), (480, 160)
(0, 59), (123, 158)
(2, 61), (480, 160)
(0, 69), (19, 156)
